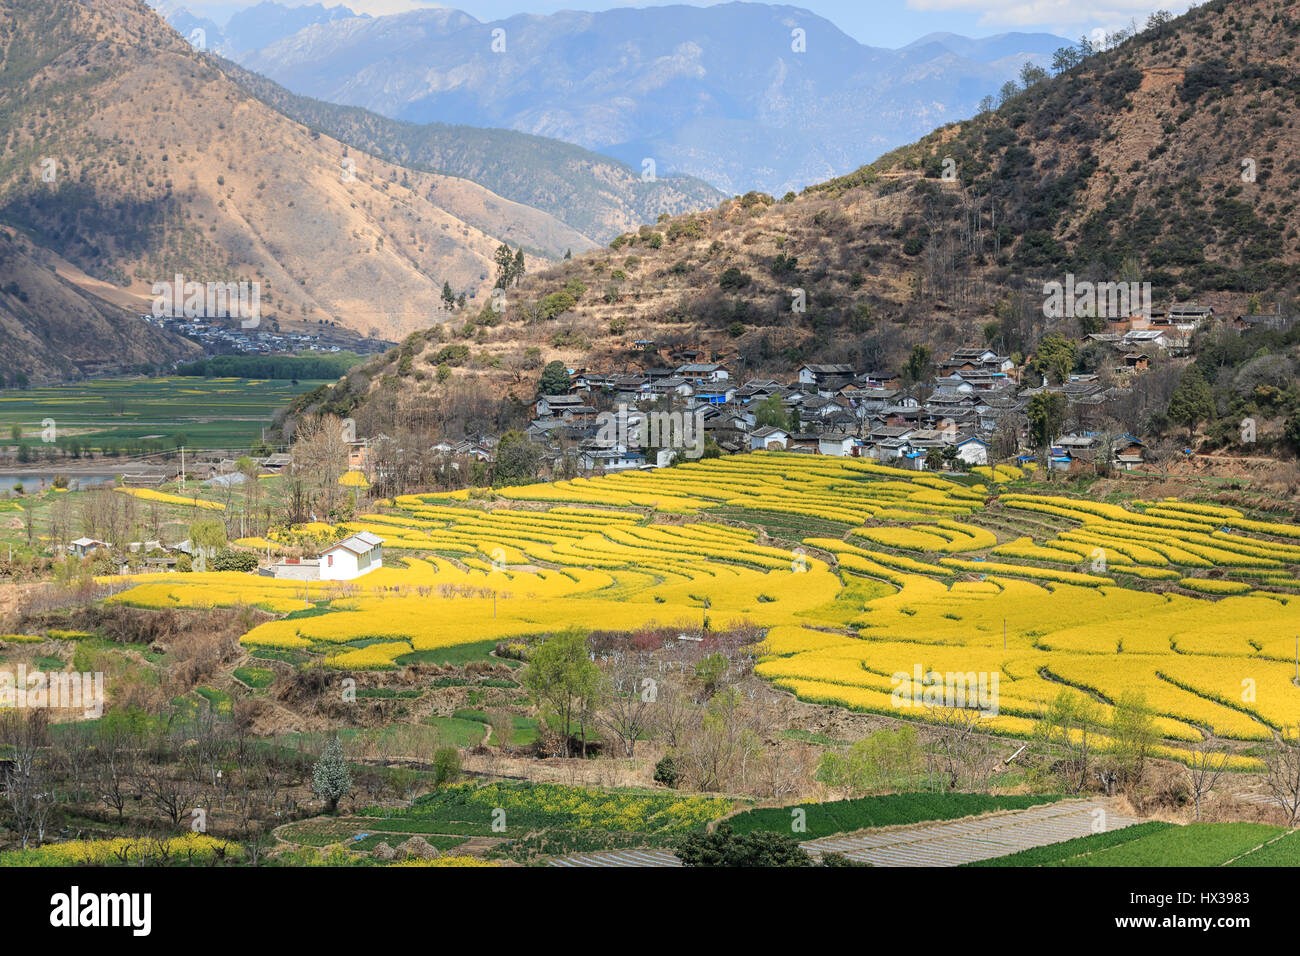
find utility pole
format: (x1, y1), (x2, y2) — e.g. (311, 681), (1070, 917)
(180, 445), (185, 490)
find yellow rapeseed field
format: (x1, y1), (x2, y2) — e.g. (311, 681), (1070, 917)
(105, 453), (1300, 762)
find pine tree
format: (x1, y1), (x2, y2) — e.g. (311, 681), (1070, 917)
(312, 736), (352, 814)
(1168, 367), (1215, 441)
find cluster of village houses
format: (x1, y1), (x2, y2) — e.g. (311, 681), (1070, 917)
(526, 350), (1138, 475)
(518, 303), (1288, 476)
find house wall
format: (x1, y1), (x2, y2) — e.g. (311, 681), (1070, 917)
(321, 549), (363, 581)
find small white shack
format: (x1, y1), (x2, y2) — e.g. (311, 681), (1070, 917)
(320, 531), (384, 581)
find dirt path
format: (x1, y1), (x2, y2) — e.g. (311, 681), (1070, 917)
(549, 798), (1139, 868)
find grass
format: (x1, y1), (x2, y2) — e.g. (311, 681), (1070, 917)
(726, 792), (1069, 840)
(395, 640), (500, 667)
(421, 716), (488, 747)
(194, 685), (232, 715)
(232, 666), (274, 689)
(0, 375), (328, 452)
(965, 821), (1175, 866)
(453, 709), (540, 746)
(1227, 828), (1300, 866)
(1047, 823), (1284, 867)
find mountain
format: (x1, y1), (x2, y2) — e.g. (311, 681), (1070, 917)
(0, 0), (602, 347)
(214, 56), (728, 244)
(903, 32), (1067, 63)
(0, 228), (199, 383)
(151, 0), (362, 56)
(313, 0), (1300, 434)
(230, 3), (1063, 196)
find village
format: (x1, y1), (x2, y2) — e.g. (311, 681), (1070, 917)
(515, 301), (1268, 477)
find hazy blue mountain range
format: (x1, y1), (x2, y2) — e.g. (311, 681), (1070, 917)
(215, 56), (729, 243)
(185, 2), (1066, 195)
(152, 0), (363, 55)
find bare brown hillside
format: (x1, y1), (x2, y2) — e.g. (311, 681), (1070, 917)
(0, 0), (597, 347)
(0, 229), (199, 381)
(389, 0), (1300, 389)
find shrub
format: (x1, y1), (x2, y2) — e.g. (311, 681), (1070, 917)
(433, 747), (462, 786)
(654, 755), (680, 788)
(677, 824), (811, 867)
(211, 548), (258, 572)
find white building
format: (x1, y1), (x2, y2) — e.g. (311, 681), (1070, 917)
(320, 531), (384, 581)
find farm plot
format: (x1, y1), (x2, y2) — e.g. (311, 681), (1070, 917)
(106, 452), (1300, 761)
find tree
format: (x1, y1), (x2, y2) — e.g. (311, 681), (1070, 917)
(189, 518), (226, 563)
(1, 710), (53, 849)
(1167, 366), (1215, 441)
(492, 431), (540, 487)
(1027, 392), (1067, 452)
(538, 360), (570, 395)
(522, 628), (601, 757)
(312, 736), (352, 814)
(1029, 333), (1077, 385)
(597, 654), (655, 757)
(754, 393), (791, 431)
(1034, 690), (1101, 793)
(1103, 691), (1156, 792)
(1051, 45), (1081, 73)
(1019, 62), (1049, 87)
(440, 281), (456, 310)
(433, 747), (461, 786)
(903, 344), (932, 386)
(1263, 726), (1300, 827)
(493, 243), (515, 289)
(818, 726), (922, 795)
(290, 413), (350, 520)
(1184, 743), (1228, 820)
(654, 756), (680, 788)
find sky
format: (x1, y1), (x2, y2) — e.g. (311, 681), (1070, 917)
(179, 0), (1201, 49)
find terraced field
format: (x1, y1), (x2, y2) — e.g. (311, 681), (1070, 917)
(550, 798), (1139, 867)
(104, 453), (1300, 762)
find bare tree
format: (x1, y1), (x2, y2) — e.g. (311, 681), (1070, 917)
(1263, 726), (1300, 826)
(139, 762), (200, 829)
(1, 710), (54, 849)
(596, 652), (656, 758)
(1184, 742), (1229, 820)
(926, 707), (995, 791)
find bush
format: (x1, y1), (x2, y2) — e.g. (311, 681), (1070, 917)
(718, 267), (751, 291)
(433, 747), (462, 786)
(677, 825), (811, 867)
(654, 755), (680, 788)
(211, 548), (258, 572)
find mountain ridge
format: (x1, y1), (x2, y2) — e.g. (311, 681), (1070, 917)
(229, 2), (1064, 195)
(0, 0), (606, 354)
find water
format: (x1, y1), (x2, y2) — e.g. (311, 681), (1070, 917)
(0, 474), (119, 493)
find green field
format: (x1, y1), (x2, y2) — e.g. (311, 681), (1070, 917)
(969, 822), (1286, 867)
(0, 376), (329, 452)
(727, 792), (1068, 840)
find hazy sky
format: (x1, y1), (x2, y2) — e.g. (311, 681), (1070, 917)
(179, 0), (1200, 49)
